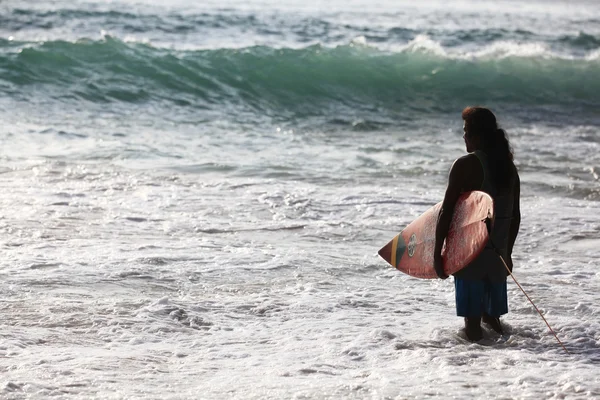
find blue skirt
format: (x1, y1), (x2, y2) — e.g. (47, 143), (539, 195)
(454, 277), (508, 317)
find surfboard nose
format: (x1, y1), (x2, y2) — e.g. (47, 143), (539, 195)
(378, 240), (393, 264)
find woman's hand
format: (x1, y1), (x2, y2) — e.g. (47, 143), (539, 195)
(434, 253), (449, 279)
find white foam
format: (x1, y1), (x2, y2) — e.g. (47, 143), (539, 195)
(403, 34), (448, 57)
(0, 152), (598, 397)
(586, 48), (600, 61)
(466, 40), (559, 59)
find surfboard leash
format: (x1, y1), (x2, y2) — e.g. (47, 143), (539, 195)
(496, 252), (570, 355)
(483, 216), (569, 354)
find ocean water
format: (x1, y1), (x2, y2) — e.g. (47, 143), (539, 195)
(1, 0), (600, 398)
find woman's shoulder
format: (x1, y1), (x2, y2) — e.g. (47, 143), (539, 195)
(453, 153), (481, 168)
(450, 153), (484, 190)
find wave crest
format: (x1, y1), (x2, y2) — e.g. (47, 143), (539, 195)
(1, 36), (599, 117)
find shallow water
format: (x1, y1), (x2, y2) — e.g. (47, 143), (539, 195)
(1, 0), (600, 398)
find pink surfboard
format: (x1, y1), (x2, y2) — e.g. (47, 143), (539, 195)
(378, 191), (494, 279)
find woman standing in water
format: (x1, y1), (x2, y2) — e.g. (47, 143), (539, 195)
(434, 107), (521, 341)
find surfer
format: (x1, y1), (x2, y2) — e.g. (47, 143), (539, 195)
(434, 107), (521, 342)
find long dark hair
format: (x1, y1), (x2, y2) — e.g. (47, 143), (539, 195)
(462, 106), (515, 188)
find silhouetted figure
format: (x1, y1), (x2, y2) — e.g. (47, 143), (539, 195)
(434, 106), (521, 341)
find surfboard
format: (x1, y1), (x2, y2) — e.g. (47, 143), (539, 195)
(378, 191), (494, 279)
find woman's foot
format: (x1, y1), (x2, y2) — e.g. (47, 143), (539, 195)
(464, 317), (483, 341)
(482, 313), (503, 335)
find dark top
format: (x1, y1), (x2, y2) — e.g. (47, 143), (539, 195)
(453, 150), (519, 282)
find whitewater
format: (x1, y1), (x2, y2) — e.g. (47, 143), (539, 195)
(1, 0), (600, 398)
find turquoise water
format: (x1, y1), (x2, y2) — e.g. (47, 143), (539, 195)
(2, 1), (600, 126)
(2, 38), (599, 116)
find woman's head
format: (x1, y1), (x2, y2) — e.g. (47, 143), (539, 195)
(461, 106), (515, 186)
(462, 106), (498, 153)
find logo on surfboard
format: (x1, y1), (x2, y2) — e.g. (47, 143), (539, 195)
(407, 233), (417, 257)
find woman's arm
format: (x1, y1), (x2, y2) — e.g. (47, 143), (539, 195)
(434, 154), (483, 279)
